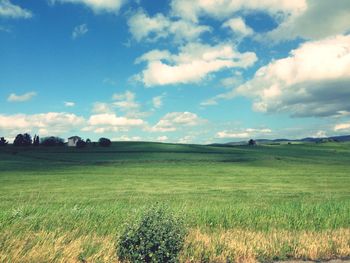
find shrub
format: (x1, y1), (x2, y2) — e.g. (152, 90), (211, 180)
(98, 137), (111, 147)
(117, 205), (186, 263)
(41, 136), (64, 146)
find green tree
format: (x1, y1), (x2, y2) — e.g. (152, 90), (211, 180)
(13, 133), (32, 146)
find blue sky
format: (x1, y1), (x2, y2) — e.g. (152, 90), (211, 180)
(1, 0), (350, 143)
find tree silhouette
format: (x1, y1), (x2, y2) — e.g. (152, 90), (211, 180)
(33, 135), (40, 146)
(76, 139), (87, 148)
(41, 136), (64, 146)
(248, 139), (256, 146)
(13, 133), (32, 146)
(0, 137), (8, 146)
(98, 137), (111, 147)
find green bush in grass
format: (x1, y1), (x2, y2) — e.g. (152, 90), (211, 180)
(117, 205), (186, 263)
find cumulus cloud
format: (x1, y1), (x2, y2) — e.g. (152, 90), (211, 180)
(170, 0), (306, 23)
(112, 90), (139, 111)
(84, 113), (144, 133)
(222, 17), (253, 37)
(50, 0), (125, 13)
(128, 9), (211, 42)
(91, 91), (150, 119)
(136, 42), (257, 86)
(264, 0), (350, 42)
(72, 24), (88, 39)
(0, 0), (32, 19)
(208, 35), (350, 117)
(0, 112), (85, 136)
(216, 128), (272, 139)
(7, 92), (36, 102)
(334, 122), (350, 132)
(149, 112), (205, 132)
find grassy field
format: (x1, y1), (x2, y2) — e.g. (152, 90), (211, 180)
(0, 141), (349, 262)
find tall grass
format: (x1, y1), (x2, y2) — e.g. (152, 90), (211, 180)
(0, 142), (349, 261)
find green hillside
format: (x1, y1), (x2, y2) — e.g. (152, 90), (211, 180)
(0, 142), (349, 262)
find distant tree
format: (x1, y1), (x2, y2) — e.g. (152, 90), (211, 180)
(13, 133), (32, 146)
(41, 136), (64, 146)
(0, 137), (8, 146)
(76, 139), (87, 148)
(98, 137), (111, 147)
(33, 135), (40, 146)
(248, 139), (256, 146)
(86, 138), (91, 144)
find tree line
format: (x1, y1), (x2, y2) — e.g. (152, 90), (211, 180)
(0, 134), (112, 147)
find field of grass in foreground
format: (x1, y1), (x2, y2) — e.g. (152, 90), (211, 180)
(0, 141), (349, 262)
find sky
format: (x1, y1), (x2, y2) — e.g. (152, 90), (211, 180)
(1, 0), (350, 144)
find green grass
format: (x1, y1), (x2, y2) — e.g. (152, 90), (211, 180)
(0, 141), (349, 261)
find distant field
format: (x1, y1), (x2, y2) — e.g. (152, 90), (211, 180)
(0, 142), (349, 262)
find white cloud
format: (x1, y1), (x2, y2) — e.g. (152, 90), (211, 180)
(64, 101), (75, 107)
(264, 0), (350, 42)
(128, 9), (211, 42)
(222, 17), (253, 37)
(136, 42), (257, 86)
(216, 128), (272, 139)
(152, 94), (165, 109)
(170, 0), (306, 23)
(84, 113), (144, 133)
(91, 91), (150, 119)
(220, 74), (243, 88)
(112, 90), (139, 111)
(7, 92), (36, 102)
(0, 112), (85, 136)
(200, 98), (218, 107)
(0, 0), (32, 19)
(88, 113), (144, 126)
(92, 102), (113, 113)
(334, 122), (350, 131)
(72, 24), (88, 39)
(178, 135), (193, 144)
(156, 135), (168, 142)
(209, 35), (350, 117)
(113, 135), (142, 141)
(149, 111), (205, 132)
(50, 0), (125, 13)
(313, 130), (327, 138)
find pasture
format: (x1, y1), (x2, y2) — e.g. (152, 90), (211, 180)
(0, 142), (349, 262)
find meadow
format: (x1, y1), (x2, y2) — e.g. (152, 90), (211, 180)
(0, 141), (349, 262)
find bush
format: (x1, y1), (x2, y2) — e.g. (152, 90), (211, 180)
(41, 136), (64, 146)
(117, 205), (186, 263)
(98, 137), (112, 147)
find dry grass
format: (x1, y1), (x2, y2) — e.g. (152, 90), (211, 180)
(181, 228), (350, 263)
(1, 229), (349, 262)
